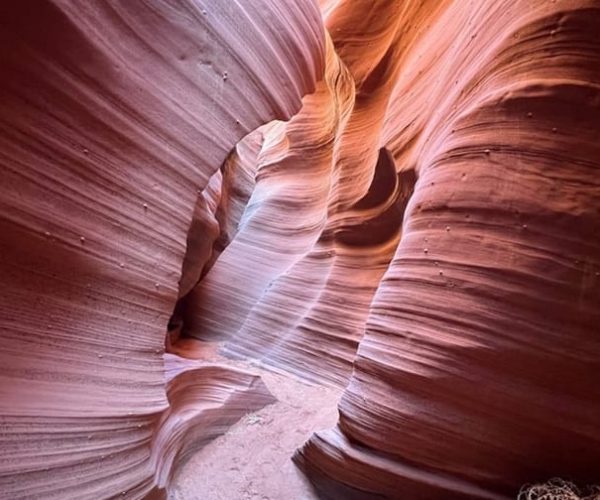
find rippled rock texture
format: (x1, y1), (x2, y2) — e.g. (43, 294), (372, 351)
(292, 0), (600, 498)
(0, 1), (323, 498)
(1, 0), (599, 498)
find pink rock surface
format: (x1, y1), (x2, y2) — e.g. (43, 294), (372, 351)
(151, 356), (275, 489)
(294, 0), (600, 498)
(184, 0), (600, 496)
(1, 0), (600, 498)
(0, 1), (323, 497)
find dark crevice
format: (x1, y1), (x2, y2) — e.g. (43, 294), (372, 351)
(165, 131), (263, 351)
(335, 147), (417, 247)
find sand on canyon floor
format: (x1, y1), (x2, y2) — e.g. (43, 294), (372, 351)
(168, 359), (342, 500)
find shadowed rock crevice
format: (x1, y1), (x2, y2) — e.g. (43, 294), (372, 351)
(336, 148), (416, 247)
(167, 130), (264, 354)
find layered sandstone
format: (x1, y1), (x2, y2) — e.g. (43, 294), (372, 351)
(1, 0), (599, 499)
(0, 1), (323, 497)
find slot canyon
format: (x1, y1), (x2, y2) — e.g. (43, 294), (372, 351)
(1, 0), (599, 499)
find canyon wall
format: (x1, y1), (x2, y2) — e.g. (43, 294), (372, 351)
(183, 0), (600, 497)
(1, 0), (599, 499)
(294, 0), (600, 498)
(0, 1), (323, 498)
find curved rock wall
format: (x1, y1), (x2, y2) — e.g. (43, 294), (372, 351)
(178, 0), (600, 495)
(1, 0), (599, 499)
(295, 0), (600, 498)
(0, 1), (323, 498)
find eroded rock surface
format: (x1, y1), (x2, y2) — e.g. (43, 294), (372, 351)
(294, 1), (600, 498)
(185, 0), (600, 497)
(0, 1), (323, 498)
(1, 0), (599, 499)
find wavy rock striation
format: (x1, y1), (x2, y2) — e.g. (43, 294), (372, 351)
(294, 0), (600, 498)
(1, 0), (599, 499)
(183, 0), (600, 496)
(0, 1), (323, 498)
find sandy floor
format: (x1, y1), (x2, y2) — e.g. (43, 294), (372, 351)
(168, 360), (342, 500)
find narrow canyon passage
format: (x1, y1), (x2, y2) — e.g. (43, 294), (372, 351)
(1, 1), (599, 499)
